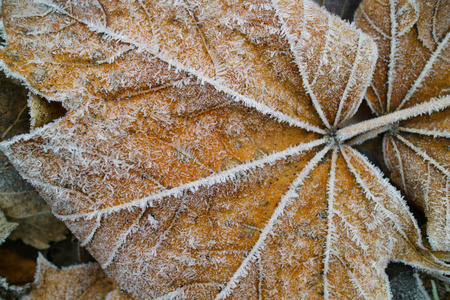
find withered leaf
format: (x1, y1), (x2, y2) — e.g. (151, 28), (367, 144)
(25, 254), (120, 300)
(355, 0), (450, 251)
(0, 72), (68, 249)
(0, 72), (29, 141)
(0, 0), (449, 299)
(0, 248), (36, 285)
(1, 147), (68, 249)
(0, 144), (68, 249)
(0, 277), (30, 300)
(0, 208), (30, 300)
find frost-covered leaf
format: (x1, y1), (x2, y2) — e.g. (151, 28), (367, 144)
(0, 72), (68, 249)
(106, 290), (133, 300)
(25, 254), (121, 300)
(0, 0), (448, 299)
(355, 0), (450, 250)
(0, 148), (68, 249)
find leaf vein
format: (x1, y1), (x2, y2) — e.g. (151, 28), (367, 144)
(55, 139), (327, 221)
(214, 144), (331, 299)
(394, 133), (450, 177)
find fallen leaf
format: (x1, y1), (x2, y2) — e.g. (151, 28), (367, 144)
(0, 72), (68, 249)
(0, 208), (30, 300)
(0, 72), (29, 141)
(0, 0), (449, 299)
(28, 93), (67, 130)
(25, 254), (120, 300)
(106, 290), (133, 300)
(355, 0), (450, 251)
(0, 277), (29, 300)
(0, 150), (68, 249)
(0, 248), (36, 285)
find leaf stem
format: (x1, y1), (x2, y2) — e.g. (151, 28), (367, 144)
(345, 125), (390, 146)
(336, 95), (450, 142)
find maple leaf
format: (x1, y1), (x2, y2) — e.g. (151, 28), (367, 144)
(354, 0), (450, 251)
(25, 254), (122, 300)
(0, 0), (448, 299)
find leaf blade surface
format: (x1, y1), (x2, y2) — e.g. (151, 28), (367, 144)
(355, 0), (450, 250)
(0, 0), (448, 298)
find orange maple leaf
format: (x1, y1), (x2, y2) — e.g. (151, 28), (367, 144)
(0, 0), (448, 299)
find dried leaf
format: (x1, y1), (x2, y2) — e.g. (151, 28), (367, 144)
(0, 0), (449, 299)
(0, 150), (68, 249)
(28, 93), (67, 130)
(355, 0), (450, 250)
(0, 248), (36, 285)
(0, 71), (68, 249)
(0, 72), (29, 141)
(106, 290), (133, 300)
(25, 254), (119, 300)
(0, 277), (30, 300)
(0, 208), (29, 300)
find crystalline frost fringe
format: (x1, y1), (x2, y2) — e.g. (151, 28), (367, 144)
(53, 138), (328, 221)
(337, 95), (450, 141)
(34, 0), (325, 135)
(323, 147), (337, 299)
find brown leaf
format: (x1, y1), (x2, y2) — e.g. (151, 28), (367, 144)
(0, 248), (36, 285)
(25, 254), (121, 300)
(0, 71), (68, 249)
(0, 150), (68, 249)
(106, 290), (133, 300)
(0, 72), (29, 141)
(355, 0), (450, 250)
(0, 277), (30, 300)
(28, 93), (67, 130)
(0, 210), (31, 300)
(0, 0), (448, 299)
